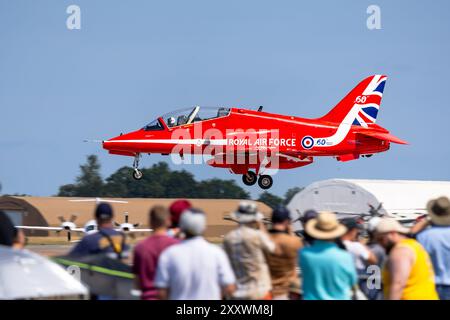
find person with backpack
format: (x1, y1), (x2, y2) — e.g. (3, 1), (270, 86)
(70, 203), (129, 260)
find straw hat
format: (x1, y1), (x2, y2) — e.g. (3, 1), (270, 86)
(427, 196), (450, 226)
(230, 201), (264, 224)
(304, 211), (347, 240)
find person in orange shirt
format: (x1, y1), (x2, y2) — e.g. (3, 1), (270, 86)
(265, 206), (303, 300)
(374, 218), (438, 300)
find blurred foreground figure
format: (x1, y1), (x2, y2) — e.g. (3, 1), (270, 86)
(266, 206), (303, 300)
(0, 210), (26, 250)
(133, 206), (179, 300)
(300, 210), (318, 246)
(340, 218), (377, 299)
(374, 218), (438, 300)
(223, 202), (278, 300)
(299, 212), (357, 300)
(416, 197), (450, 300)
(0, 211), (88, 299)
(0, 211), (15, 246)
(167, 199), (191, 239)
(70, 203), (129, 259)
(155, 208), (236, 300)
(364, 217), (387, 300)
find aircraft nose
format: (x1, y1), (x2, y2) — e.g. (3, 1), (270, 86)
(102, 139), (111, 150)
(102, 133), (125, 150)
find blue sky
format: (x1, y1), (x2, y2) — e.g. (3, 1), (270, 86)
(0, 0), (449, 198)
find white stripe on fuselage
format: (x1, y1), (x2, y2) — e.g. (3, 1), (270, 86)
(105, 139), (228, 146)
(312, 104), (360, 147)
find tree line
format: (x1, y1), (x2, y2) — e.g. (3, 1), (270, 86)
(57, 155), (303, 208)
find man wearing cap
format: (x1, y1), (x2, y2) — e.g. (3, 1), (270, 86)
(299, 210), (318, 246)
(167, 199), (192, 239)
(340, 218), (377, 298)
(265, 206), (303, 300)
(364, 217), (387, 300)
(70, 203), (129, 259)
(299, 211), (357, 300)
(341, 217), (377, 270)
(154, 208), (236, 300)
(374, 218), (438, 300)
(223, 201), (278, 300)
(416, 196), (450, 300)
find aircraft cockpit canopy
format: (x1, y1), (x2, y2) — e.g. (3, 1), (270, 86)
(144, 106), (230, 130)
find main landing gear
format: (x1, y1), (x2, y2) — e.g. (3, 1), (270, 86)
(242, 171), (257, 186)
(242, 171), (273, 190)
(132, 154), (143, 180)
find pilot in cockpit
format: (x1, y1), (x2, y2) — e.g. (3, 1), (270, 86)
(167, 116), (176, 127)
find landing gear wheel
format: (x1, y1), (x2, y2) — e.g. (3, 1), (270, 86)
(258, 175), (273, 189)
(242, 171), (257, 186)
(132, 169), (143, 180)
(132, 153), (142, 180)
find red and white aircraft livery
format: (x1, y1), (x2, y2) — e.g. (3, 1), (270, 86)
(102, 75), (407, 189)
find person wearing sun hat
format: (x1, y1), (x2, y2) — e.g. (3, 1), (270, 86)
(374, 218), (438, 300)
(224, 201), (278, 300)
(416, 196), (450, 300)
(299, 211), (357, 300)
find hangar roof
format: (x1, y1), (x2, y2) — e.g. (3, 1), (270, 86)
(287, 179), (450, 228)
(336, 179), (450, 215)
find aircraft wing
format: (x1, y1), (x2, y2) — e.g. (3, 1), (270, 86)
(16, 226), (86, 233)
(123, 228), (153, 233)
(359, 131), (408, 145)
(16, 226), (63, 231)
(276, 152), (312, 162)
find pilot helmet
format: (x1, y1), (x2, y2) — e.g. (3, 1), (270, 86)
(167, 116), (176, 126)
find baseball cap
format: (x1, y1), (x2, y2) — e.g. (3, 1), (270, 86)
(300, 209), (318, 225)
(271, 206), (291, 223)
(179, 208), (206, 236)
(169, 199), (192, 227)
(374, 218), (410, 234)
(340, 217), (363, 231)
(95, 203), (114, 220)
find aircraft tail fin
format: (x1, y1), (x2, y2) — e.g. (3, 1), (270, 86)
(319, 75), (387, 127)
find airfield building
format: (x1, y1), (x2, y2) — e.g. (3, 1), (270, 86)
(0, 196), (270, 239)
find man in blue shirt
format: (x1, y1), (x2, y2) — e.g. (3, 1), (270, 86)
(299, 211), (357, 300)
(417, 196), (450, 300)
(70, 203), (129, 259)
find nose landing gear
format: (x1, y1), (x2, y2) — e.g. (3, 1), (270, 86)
(132, 154), (143, 180)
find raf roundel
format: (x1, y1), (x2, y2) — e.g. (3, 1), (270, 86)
(301, 136), (314, 149)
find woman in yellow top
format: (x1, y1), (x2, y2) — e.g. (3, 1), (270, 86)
(374, 218), (438, 300)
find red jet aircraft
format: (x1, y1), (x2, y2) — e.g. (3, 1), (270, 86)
(103, 75), (407, 189)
